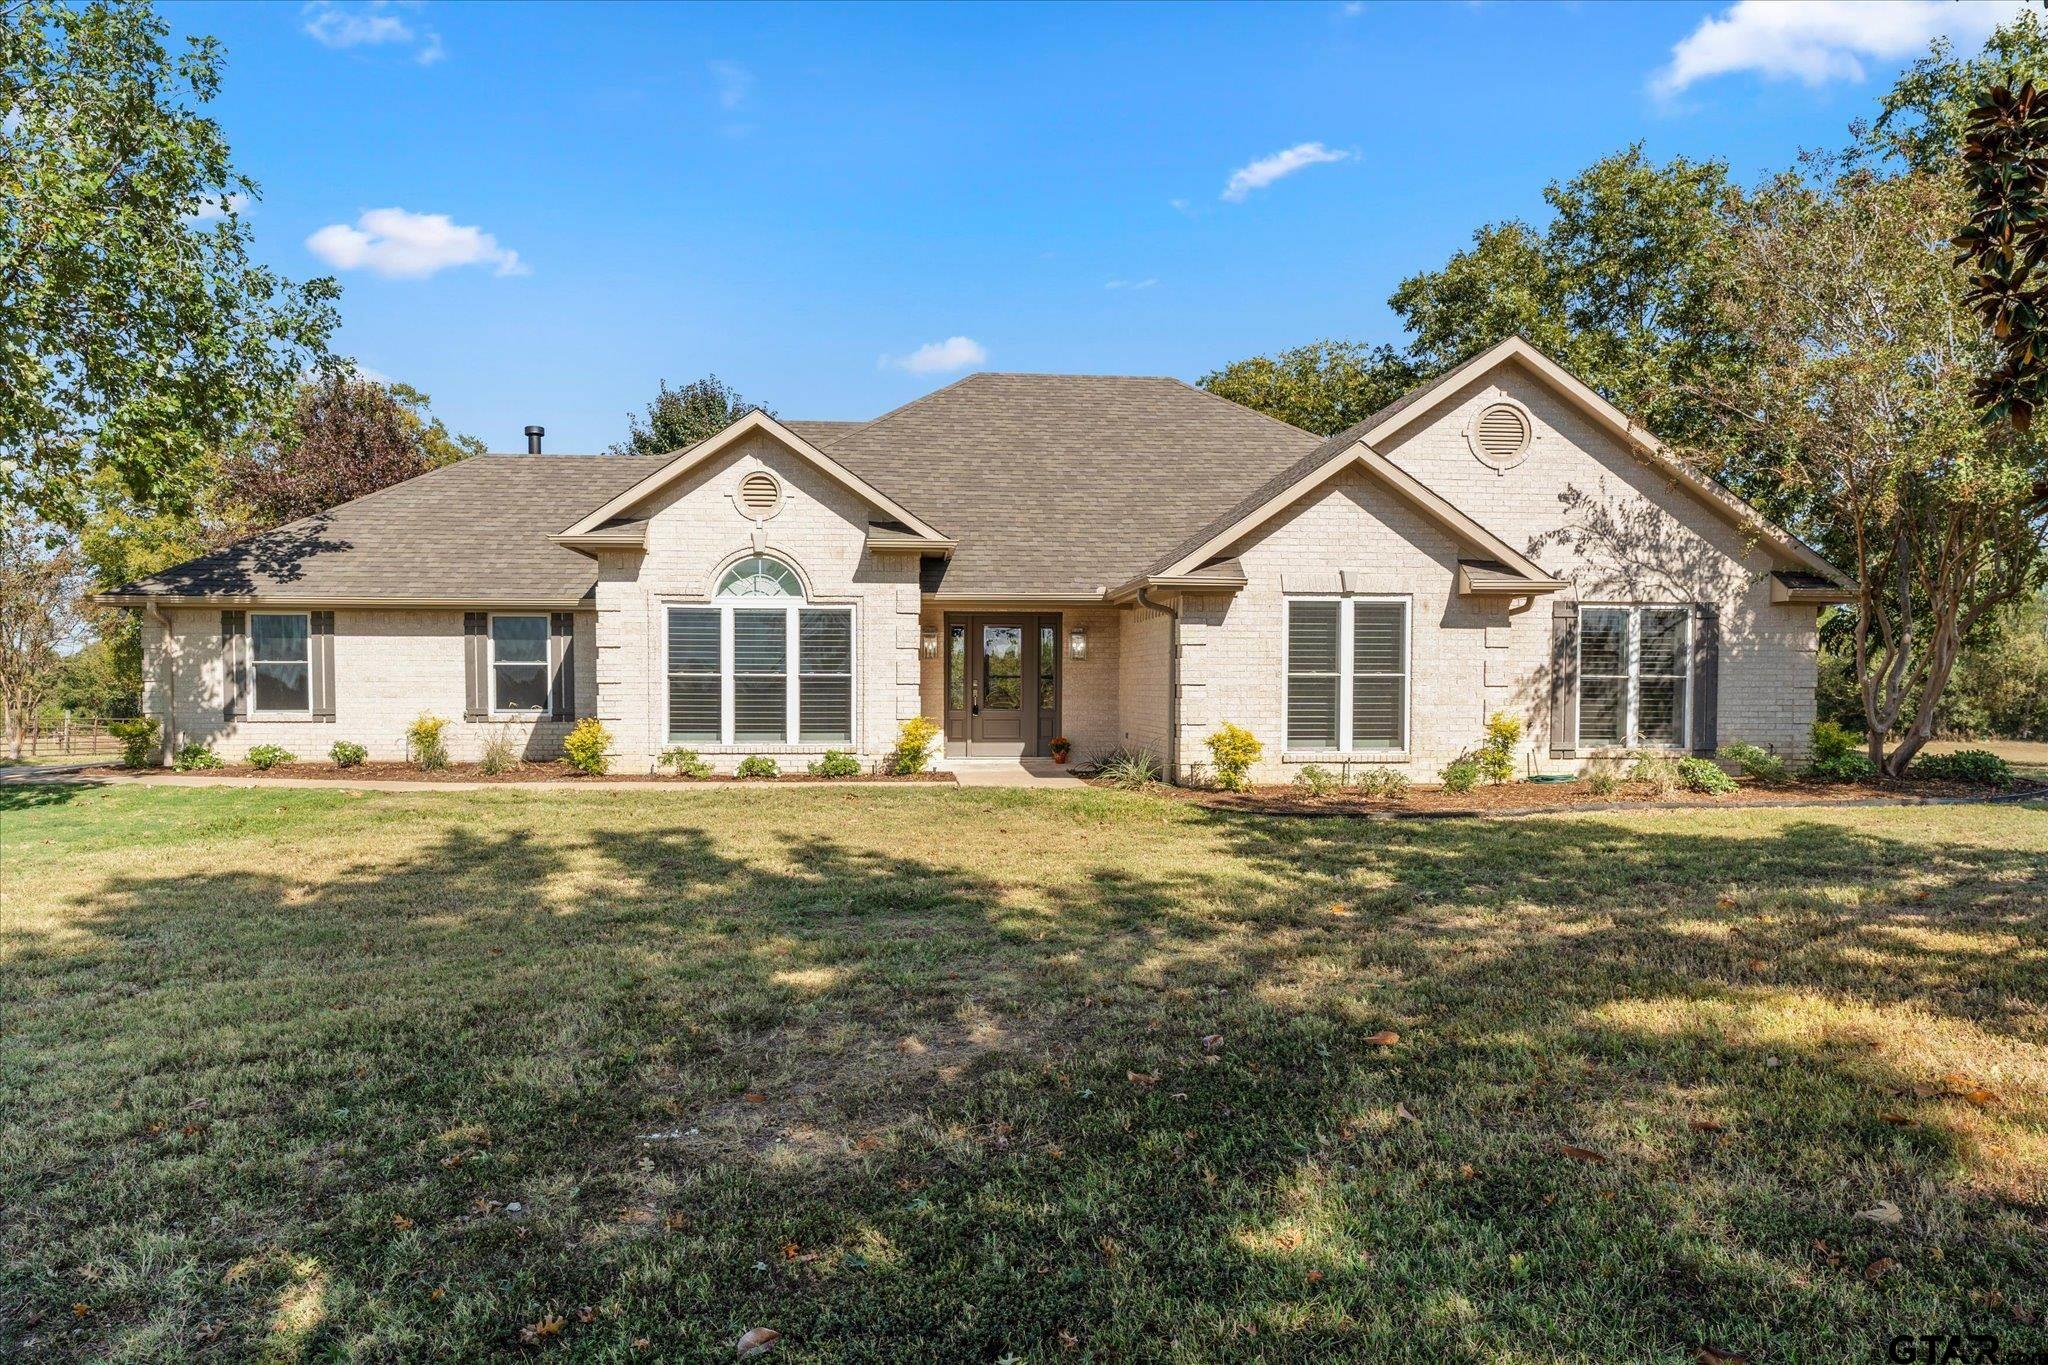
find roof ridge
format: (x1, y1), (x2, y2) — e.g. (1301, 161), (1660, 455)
(826, 370), (987, 447)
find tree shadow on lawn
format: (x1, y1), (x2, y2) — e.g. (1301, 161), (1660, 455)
(3, 802), (2044, 1361)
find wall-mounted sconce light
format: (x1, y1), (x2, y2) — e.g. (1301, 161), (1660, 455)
(920, 625), (940, 659)
(1068, 626), (1088, 660)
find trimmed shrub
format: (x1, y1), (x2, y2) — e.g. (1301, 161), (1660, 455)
(1353, 768), (1410, 799)
(1805, 721), (1878, 782)
(562, 718), (611, 776)
(1204, 723), (1262, 792)
(110, 717), (161, 769)
(406, 714), (449, 771)
(1719, 740), (1789, 784)
(1676, 755), (1738, 795)
(1806, 751), (1879, 782)
(736, 754), (780, 779)
(1291, 764), (1339, 797)
(885, 716), (941, 775)
(808, 749), (862, 778)
(247, 743), (295, 771)
(1809, 720), (1861, 764)
(1439, 757), (1481, 794)
(330, 740), (368, 769)
(657, 746), (712, 778)
(1096, 747), (1161, 790)
(1477, 711), (1523, 785)
(172, 741), (222, 772)
(478, 728), (520, 776)
(1629, 754), (1679, 795)
(1909, 748), (2014, 788)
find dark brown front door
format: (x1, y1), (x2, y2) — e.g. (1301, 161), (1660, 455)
(944, 613), (1060, 757)
(971, 621), (1027, 754)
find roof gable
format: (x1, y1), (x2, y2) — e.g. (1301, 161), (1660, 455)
(1152, 336), (1850, 588)
(557, 410), (949, 543)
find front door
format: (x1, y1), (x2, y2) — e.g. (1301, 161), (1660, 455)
(946, 614), (1059, 757)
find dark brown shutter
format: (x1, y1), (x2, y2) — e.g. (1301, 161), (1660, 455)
(310, 611), (336, 722)
(463, 612), (488, 720)
(549, 612), (575, 720)
(1692, 603), (1720, 755)
(1548, 599), (1578, 759)
(221, 611), (247, 720)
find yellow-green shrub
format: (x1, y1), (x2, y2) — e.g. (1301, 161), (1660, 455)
(886, 716), (941, 775)
(562, 718), (611, 776)
(1204, 723), (1262, 792)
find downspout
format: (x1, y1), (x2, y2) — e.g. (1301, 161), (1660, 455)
(144, 602), (176, 764)
(1135, 586), (1179, 782)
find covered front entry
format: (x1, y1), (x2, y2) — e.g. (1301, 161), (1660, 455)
(943, 613), (1060, 757)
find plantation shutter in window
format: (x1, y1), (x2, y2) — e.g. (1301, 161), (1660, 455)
(667, 608), (720, 742)
(1351, 601), (1406, 751)
(1548, 599), (1578, 759)
(1692, 603), (1719, 755)
(1286, 601), (1340, 750)
(798, 609), (853, 743)
(463, 612), (488, 720)
(732, 609), (787, 743)
(221, 610), (247, 721)
(548, 612), (576, 720)
(310, 610), (336, 722)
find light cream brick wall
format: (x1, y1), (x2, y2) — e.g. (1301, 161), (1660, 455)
(143, 607), (596, 763)
(1184, 362), (1819, 783)
(594, 430), (921, 773)
(1117, 602), (1172, 762)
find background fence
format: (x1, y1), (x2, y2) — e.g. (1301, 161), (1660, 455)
(12, 715), (126, 761)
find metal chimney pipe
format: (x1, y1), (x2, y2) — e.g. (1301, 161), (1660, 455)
(523, 425), (544, 455)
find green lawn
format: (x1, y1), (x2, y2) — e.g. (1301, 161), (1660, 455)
(2, 784), (2044, 1362)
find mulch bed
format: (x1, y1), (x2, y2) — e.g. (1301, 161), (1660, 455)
(1093, 774), (2040, 817)
(139, 760), (955, 784)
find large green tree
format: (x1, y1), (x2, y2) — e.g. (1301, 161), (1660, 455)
(1, 0), (340, 529)
(609, 375), (764, 456)
(226, 374), (484, 529)
(1202, 148), (1737, 445)
(1690, 163), (2047, 774)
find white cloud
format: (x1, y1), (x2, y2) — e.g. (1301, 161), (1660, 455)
(884, 336), (988, 374)
(1221, 141), (1350, 202)
(302, 1), (445, 66)
(1105, 278), (1158, 291)
(709, 60), (754, 110)
(185, 192), (250, 225)
(1653, 0), (2024, 96)
(306, 208), (527, 279)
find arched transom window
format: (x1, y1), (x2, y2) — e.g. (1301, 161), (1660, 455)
(716, 555), (804, 598)
(668, 555), (853, 747)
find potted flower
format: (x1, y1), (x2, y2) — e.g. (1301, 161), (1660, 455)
(1049, 736), (1072, 764)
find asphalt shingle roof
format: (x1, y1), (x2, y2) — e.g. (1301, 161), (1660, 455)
(109, 454), (671, 604)
(816, 373), (1322, 596)
(110, 373), (1459, 603)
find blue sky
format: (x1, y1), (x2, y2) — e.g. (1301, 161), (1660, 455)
(165, 0), (2022, 452)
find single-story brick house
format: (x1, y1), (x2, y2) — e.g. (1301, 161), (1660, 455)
(101, 337), (1853, 782)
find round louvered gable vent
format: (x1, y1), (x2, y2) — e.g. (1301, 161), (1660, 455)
(1468, 400), (1532, 469)
(737, 470), (783, 519)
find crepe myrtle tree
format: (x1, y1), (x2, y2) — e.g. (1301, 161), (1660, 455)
(1692, 159), (2048, 776)
(1, 0), (340, 530)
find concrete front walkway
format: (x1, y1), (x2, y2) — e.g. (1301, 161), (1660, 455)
(934, 757), (1089, 788)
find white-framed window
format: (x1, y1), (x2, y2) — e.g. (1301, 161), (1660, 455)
(490, 613), (550, 715)
(1578, 605), (1691, 749)
(1283, 596), (1409, 752)
(250, 611), (311, 714)
(666, 556), (853, 746)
